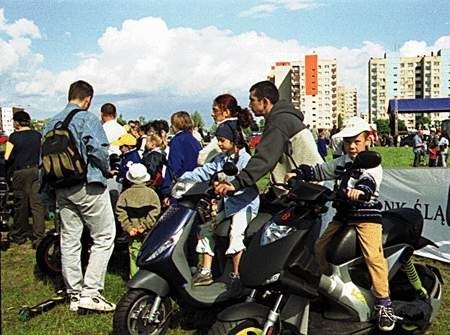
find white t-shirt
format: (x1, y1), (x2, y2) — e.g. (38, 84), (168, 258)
(103, 119), (127, 155)
(439, 137), (449, 154)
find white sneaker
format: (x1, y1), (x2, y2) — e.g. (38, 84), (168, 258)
(69, 293), (80, 311)
(78, 294), (116, 312)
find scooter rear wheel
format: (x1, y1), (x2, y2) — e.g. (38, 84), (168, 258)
(209, 320), (267, 335)
(35, 230), (91, 277)
(35, 232), (62, 276)
(113, 289), (172, 335)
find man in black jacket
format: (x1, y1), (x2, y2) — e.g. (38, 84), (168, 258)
(215, 80), (322, 197)
(4, 111), (45, 247)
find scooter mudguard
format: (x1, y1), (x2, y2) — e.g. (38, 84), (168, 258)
(216, 301), (270, 324)
(127, 269), (170, 297)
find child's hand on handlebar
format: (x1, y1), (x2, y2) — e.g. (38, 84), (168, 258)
(214, 181), (235, 197)
(284, 172), (297, 183)
(346, 188), (365, 201)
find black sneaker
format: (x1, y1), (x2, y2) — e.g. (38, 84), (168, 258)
(226, 272), (242, 296)
(374, 304), (400, 332)
(192, 270), (213, 286)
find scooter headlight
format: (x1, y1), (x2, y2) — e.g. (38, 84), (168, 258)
(145, 228), (183, 262)
(260, 222), (295, 246)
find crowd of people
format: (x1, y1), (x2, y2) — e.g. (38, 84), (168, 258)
(3, 79), (437, 331)
(309, 124), (449, 169)
(411, 128), (449, 167)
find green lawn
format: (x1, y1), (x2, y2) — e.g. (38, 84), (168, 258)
(1, 146), (449, 334)
(372, 146), (417, 168)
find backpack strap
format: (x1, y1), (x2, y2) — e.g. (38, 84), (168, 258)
(57, 108), (83, 130)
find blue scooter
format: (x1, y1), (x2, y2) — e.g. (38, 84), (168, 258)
(112, 162), (273, 335)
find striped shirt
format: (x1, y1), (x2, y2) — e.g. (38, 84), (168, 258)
(296, 154), (383, 224)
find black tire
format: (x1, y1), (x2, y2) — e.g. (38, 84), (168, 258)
(209, 319), (266, 335)
(113, 289), (172, 335)
(36, 232), (62, 276)
(35, 230), (91, 277)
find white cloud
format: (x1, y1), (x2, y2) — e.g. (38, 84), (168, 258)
(1, 9), (450, 121)
(0, 8), (40, 39)
(399, 40), (429, 57)
(0, 8), (45, 111)
(281, 0), (321, 11)
(399, 35), (450, 57)
(0, 8), (42, 73)
(15, 17), (308, 100)
(240, 0), (321, 18)
(239, 4), (278, 18)
(0, 38), (19, 72)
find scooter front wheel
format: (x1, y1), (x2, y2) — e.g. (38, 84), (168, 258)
(209, 320), (267, 335)
(113, 289), (172, 335)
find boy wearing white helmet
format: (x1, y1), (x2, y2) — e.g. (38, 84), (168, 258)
(286, 116), (398, 332)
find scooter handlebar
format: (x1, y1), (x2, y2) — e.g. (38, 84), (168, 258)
(357, 193), (371, 202)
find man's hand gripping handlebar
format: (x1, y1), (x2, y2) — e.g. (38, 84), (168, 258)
(214, 181), (236, 197)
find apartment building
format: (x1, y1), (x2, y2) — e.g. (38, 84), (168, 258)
(0, 106), (25, 135)
(268, 54), (339, 129)
(1, 107), (14, 136)
(368, 48), (450, 130)
(337, 86), (357, 122)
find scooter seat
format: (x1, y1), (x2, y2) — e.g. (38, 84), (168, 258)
(214, 212), (272, 239)
(381, 208), (423, 248)
(326, 208), (423, 265)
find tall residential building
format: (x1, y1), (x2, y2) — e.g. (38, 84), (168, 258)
(0, 106), (25, 136)
(337, 86), (357, 122)
(368, 49), (450, 130)
(268, 54), (338, 129)
(1, 107), (14, 136)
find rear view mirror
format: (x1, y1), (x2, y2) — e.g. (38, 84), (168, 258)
(352, 151), (381, 169)
(222, 162), (238, 176)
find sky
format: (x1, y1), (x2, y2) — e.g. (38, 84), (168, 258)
(1, 0), (450, 127)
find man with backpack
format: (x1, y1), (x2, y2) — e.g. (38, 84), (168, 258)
(42, 80), (116, 313)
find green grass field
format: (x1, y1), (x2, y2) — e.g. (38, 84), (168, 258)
(1, 146), (449, 334)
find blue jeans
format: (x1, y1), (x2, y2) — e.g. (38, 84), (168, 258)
(56, 183), (116, 296)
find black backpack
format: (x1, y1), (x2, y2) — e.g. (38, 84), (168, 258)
(41, 109), (87, 188)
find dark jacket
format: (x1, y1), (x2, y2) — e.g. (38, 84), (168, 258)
(141, 148), (166, 187)
(317, 137), (328, 159)
(231, 100), (306, 190)
(116, 149), (141, 184)
(161, 131), (201, 196)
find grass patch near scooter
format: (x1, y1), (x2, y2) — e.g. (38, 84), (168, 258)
(2, 244), (447, 334)
(0, 237), (126, 335)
